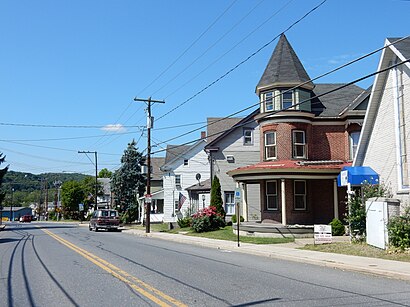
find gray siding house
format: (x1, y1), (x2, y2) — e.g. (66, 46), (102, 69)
(205, 113), (261, 220)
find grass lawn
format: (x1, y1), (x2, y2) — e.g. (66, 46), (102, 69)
(186, 226), (294, 244)
(128, 224), (294, 244)
(302, 242), (410, 262)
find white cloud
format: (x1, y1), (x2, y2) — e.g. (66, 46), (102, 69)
(101, 124), (126, 132)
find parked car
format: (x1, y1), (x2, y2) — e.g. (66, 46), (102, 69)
(89, 209), (120, 232)
(19, 215), (32, 223)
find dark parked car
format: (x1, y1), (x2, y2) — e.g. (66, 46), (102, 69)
(19, 215), (32, 223)
(89, 209), (120, 232)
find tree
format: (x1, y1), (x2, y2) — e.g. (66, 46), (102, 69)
(61, 181), (85, 219)
(81, 176), (103, 209)
(210, 175), (225, 218)
(0, 153), (9, 209)
(98, 168), (112, 178)
(111, 140), (146, 223)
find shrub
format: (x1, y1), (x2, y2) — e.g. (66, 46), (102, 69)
(345, 182), (391, 240)
(191, 206), (225, 233)
(329, 218), (345, 236)
(177, 216), (192, 228)
(388, 208), (410, 250)
(231, 214), (244, 224)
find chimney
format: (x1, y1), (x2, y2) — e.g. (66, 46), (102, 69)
(201, 131), (206, 139)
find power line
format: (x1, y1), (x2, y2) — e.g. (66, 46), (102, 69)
(151, 58), (410, 155)
(150, 36), (410, 148)
(160, 0), (295, 101)
(156, 0), (327, 121)
(0, 122), (144, 129)
(150, 0), (267, 97)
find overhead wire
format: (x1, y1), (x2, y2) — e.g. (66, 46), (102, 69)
(149, 35), (410, 148)
(150, 0), (268, 97)
(155, 0), (328, 121)
(151, 57), (410, 155)
(160, 0), (295, 100)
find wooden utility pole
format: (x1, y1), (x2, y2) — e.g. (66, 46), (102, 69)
(78, 151), (98, 210)
(134, 97), (165, 234)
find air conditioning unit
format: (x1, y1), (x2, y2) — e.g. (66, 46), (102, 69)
(226, 155), (235, 163)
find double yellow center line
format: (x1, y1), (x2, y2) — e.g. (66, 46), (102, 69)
(42, 228), (187, 307)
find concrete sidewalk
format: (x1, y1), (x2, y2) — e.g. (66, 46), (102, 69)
(123, 228), (410, 281)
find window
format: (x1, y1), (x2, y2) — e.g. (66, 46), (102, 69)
(183, 159), (189, 166)
(243, 128), (253, 145)
(294, 180), (306, 210)
(175, 175), (181, 187)
(265, 92), (273, 111)
(349, 131), (360, 160)
(224, 192), (235, 215)
(265, 131), (277, 160)
(174, 200), (179, 211)
(293, 130), (306, 158)
(266, 181), (278, 210)
(282, 90), (293, 109)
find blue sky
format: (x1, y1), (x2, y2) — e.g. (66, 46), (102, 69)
(1, 0), (409, 175)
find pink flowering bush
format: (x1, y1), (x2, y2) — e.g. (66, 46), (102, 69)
(191, 206), (225, 233)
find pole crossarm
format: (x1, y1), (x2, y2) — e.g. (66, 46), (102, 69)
(134, 97), (165, 234)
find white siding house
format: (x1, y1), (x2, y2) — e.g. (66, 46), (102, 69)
(205, 112), (261, 220)
(354, 37), (410, 207)
(161, 139), (210, 223)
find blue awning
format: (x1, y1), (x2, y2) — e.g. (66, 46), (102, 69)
(337, 166), (379, 187)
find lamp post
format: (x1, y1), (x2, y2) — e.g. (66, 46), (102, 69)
(202, 194), (206, 209)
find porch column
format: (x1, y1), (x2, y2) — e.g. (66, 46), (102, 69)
(281, 179), (287, 225)
(333, 179), (339, 220)
(241, 183), (248, 222)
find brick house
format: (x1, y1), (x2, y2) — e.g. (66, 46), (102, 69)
(227, 34), (369, 225)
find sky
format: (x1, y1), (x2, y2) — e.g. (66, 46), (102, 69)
(0, 0), (409, 176)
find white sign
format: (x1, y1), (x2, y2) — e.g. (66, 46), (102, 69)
(234, 188), (241, 203)
(340, 170), (348, 186)
(314, 224), (332, 244)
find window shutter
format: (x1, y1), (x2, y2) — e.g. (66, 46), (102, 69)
(274, 90), (281, 110)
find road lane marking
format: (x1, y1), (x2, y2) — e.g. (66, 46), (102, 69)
(41, 228), (187, 307)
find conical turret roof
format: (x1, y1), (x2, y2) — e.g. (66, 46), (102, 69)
(256, 34), (313, 93)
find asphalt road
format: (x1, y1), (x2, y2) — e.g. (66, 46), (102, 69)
(2, 222), (410, 307)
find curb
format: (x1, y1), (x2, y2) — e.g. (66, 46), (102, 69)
(122, 229), (410, 281)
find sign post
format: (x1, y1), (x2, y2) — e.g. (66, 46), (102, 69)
(234, 188), (241, 247)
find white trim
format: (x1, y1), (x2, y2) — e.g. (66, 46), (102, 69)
(281, 179), (286, 225)
(333, 179), (339, 220)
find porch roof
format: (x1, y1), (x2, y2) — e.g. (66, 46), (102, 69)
(227, 160), (352, 179)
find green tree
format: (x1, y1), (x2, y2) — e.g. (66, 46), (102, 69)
(61, 180), (85, 219)
(111, 140), (146, 222)
(210, 175), (225, 218)
(98, 168), (113, 178)
(0, 153), (9, 209)
(81, 176), (103, 209)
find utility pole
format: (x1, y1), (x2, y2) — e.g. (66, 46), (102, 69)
(134, 96), (165, 233)
(78, 151), (98, 210)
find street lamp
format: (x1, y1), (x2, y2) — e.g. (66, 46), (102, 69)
(202, 194), (206, 209)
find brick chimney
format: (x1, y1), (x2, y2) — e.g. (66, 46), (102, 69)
(201, 131), (206, 139)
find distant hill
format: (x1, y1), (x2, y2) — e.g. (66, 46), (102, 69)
(2, 171), (89, 192)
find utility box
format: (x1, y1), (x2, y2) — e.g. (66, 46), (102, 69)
(366, 198), (400, 249)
